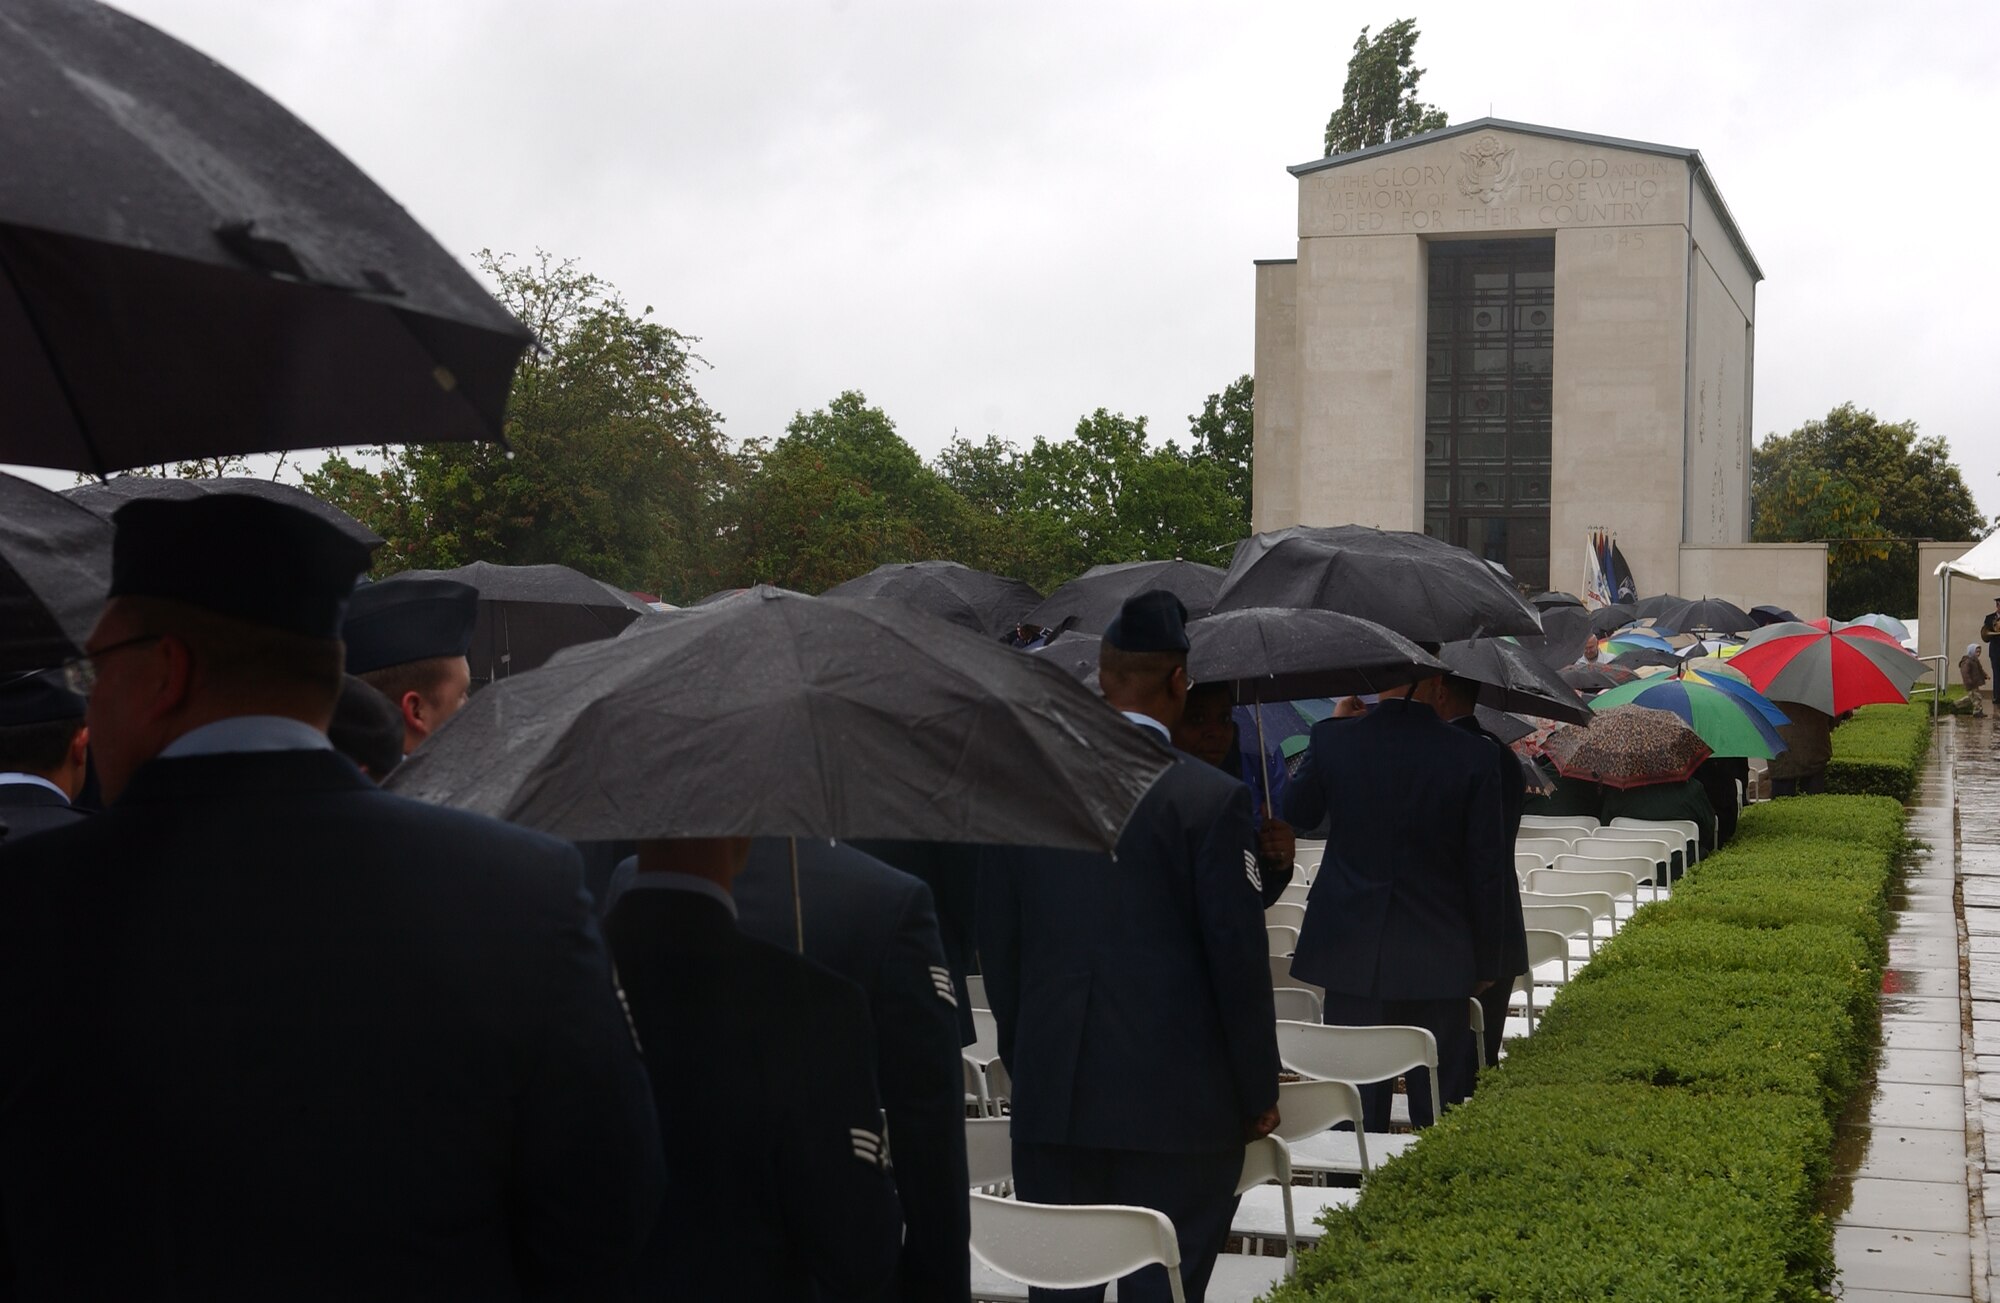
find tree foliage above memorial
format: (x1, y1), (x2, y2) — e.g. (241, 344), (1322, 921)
(1751, 402), (1986, 618)
(1323, 19), (1449, 158)
(297, 255), (1258, 604)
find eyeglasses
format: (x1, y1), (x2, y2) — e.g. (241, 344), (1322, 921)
(61, 634), (162, 695)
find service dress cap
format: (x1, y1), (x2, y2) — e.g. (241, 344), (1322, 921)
(0, 668), (87, 726)
(1103, 589), (1190, 653)
(109, 496), (374, 638)
(341, 578), (480, 674)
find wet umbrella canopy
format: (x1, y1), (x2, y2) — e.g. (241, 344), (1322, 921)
(1588, 677), (1786, 759)
(1210, 525), (1542, 642)
(1543, 705), (1713, 790)
(1023, 560), (1224, 638)
(0, 471), (113, 671)
(387, 587), (1171, 848)
(1440, 637), (1592, 725)
(0, 0), (531, 473)
(1559, 664), (1636, 693)
(1650, 597), (1754, 637)
(823, 561), (1042, 639)
(1187, 608), (1444, 702)
(64, 476), (381, 546)
(379, 561), (650, 682)
(1730, 620), (1927, 716)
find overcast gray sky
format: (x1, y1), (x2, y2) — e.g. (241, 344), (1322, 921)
(87, 1), (2000, 520)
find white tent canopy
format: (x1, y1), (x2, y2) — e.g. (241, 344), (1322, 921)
(1935, 535), (2000, 667)
(1936, 534), (2000, 583)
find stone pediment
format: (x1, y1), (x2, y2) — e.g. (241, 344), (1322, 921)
(1291, 118), (1758, 278)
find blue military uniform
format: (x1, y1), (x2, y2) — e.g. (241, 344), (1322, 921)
(0, 497), (664, 1297)
(978, 592), (1278, 1303)
(1283, 696), (1514, 1127)
(0, 669), (90, 842)
(607, 876), (904, 1302)
(1450, 710), (1528, 1070)
(735, 838), (970, 1303)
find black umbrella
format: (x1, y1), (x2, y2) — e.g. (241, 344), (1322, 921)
(0, 0), (530, 474)
(1474, 704), (1536, 745)
(1587, 603), (1639, 635)
(823, 561), (1042, 638)
(1189, 607), (1444, 704)
(1514, 603), (1593, 671)
(1439, 638), (1592, 725)
(64, 476), (381, 546)
(1631, 593), (1689, 620)
(1559, 664), (1636, 693)
(0, 472), (113, 671)
(1530, 591), (1586, 610)
(1610, 647), (1683, 671)
(1750, 603), (1799, 627)
(1210, 525), (1542, 642)
(385, 587), (1171, 851)
(1023, 560), (1225, 638)
(1030, 631), (1102, 686)
(378, 561), (650, 681)
(1651, 597), (1754, 636)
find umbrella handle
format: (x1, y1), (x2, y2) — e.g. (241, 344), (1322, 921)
(1254, 704), (1274, 820)
(790, 837), (803, 953)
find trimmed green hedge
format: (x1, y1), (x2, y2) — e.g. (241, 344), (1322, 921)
(1266, 793), (1908, 1303)
(1825, 702), (1933, 801)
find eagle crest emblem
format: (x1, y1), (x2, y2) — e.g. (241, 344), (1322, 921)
(1456, 135), (1517, 205)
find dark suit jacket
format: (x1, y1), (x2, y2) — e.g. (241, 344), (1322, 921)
(736, 839), (969, 1303)
(1452, 714), (1529, 981)
(607, 887), (902, 1303)
(850, 839), (979, 1047)
(0, 782), (87, 842)
(0, 749), (663, 1302)
(978, 747), (1278, 1154)
(1282, 699), (1514, 999)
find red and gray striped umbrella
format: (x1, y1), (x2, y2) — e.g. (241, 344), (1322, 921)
(1729, 621), (1925, 715)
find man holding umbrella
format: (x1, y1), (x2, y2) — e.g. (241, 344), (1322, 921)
(0, 669), (92, 840)
(0, 496), (665, 1296)
(979, 592), (1280, 1303)
(1282, 665), (1513, 1128)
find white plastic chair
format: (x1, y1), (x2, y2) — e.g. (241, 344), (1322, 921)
(1274, 1020), (1441, 1128)
(965, 1116), (1013, 1194)
(1266, 924), (1300, 957)
(1266, 901), (1307, 931)
(1520, 894), (1611, 951)
(1539, 860), (1647, 918)
(1513, 929), (1572, 1030)
(1271, 955), (1325, 1004)
(1572, 833), (1676, 890)
(969, 1193), (1187, 1303)
(1270, 1076), (1388, 1183)
(965, 973), (988, 1010)
(1514, 851), (1545, 876)
(1468, 996), (1486, 1076)
(1609, 816), (1701, 868)
(1272, 986), (1322, 1024)
(1516, 835), (1576, 864)
(1230, 1135), (1298, 1261)
(1278, 883), (1312, 907)
(1520, 813), (1598, 833)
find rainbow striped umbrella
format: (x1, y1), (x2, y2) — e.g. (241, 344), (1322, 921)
(1590, 677), (1785, 758)
(1731, 621), (1926, 715)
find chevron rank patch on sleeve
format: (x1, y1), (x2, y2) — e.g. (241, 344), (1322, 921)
(850, 1125), (889, 1171)
(1243, 849), (1263, 894)
(929, 965), (958, 1007)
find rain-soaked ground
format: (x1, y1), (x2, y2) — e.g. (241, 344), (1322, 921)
(1823, 709), (1987, 1300)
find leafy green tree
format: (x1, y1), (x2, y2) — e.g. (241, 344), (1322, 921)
(724, 391), (980, 592)
(1323, 19), (1448, 157)
(1751, 402), (1986, 618)
(1188, 374), (1253, 534)
(1012, 410), (1242, 588)
(304, 251), (735, 602)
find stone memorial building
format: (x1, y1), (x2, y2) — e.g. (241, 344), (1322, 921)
(1251, 118), (1826, 615)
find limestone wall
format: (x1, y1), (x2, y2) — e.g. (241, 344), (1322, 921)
(1251, 260), (1300, 532)
(1679, 543), (1827, 621)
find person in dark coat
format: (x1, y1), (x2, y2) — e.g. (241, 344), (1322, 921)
(342, 577), (480, 756)
(1521, 760), (1602, 819)
(326, 673), (405, 782)
(0, 496), (664, 1299)
(1601, 777), (1717, 856)
(735, 838), (970, 1303)
(852, 838), (982, 1047)
(1172, 682), (1296, 907)
(1281, 668), (1514, 1130)
(1692, 756), (1747, 849)
(608, 837), (904, 1303)
(1432, 674), (1528, 1071)
(979, 592), (1280, 1303)
(0, 668), (92, 841)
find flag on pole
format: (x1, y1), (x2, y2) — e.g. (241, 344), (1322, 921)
(1584, 527), (1613, 607)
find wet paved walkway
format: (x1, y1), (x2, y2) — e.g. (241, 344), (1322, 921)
(1830, 714), (1975, 1301)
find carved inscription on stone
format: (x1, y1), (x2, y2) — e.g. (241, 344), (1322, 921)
(1306, 142), (1678, 235)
